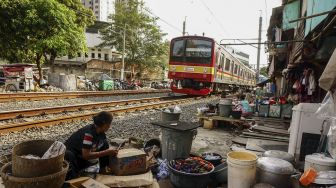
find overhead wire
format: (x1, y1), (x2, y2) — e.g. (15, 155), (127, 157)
(143, 8), (183, 34)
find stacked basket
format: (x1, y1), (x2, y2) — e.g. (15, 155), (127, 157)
(1, 140), (68, 188)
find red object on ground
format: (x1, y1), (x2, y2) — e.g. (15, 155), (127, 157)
(300, 168), (317, 186)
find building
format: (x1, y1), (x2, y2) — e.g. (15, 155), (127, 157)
(266, 0), (336, 102)
(53, 32), (122, 79)
(81, 0), (114, 22)
(224, 46), (250, 66)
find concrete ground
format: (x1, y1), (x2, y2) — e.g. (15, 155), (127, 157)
(191, 123), (238, 159)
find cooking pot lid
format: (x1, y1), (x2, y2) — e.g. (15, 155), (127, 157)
(314, 171), (336, 185)
(257, 157), (294, 174)
(263, 150), (294, 162)
(305, 153), (336, 166)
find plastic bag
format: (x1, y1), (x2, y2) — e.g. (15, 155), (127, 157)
(328, 119), (336, 159)
(315, 91), (336, 119)
(42, 141), (66, 159)
(173, 106), (182, 113)
(156, 159), (169, 180)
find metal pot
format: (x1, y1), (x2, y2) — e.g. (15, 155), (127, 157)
(257, 157), (295, 188)
(263, 150), (294, 164)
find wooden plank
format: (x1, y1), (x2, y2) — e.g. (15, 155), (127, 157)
(252, 126), (289, 135)
(240, 135), (289, 143)
(242, 132), (289, 142)
(261, 123), (288, 129)
(246, 138), (288, 152)
(232, 137), (248, 145)
(199, 115), (245, 123)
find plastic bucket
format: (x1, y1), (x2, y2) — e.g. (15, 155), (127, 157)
(218, 104), (232, 117)
(161, 129), (196, 161)
(161, 111), (181, 122)
(227, 151), (258, 188)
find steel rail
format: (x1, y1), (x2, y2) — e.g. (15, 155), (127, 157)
(0, 89), (170, 103)
(0, 96), (182, 121)
(0, 96), (199, 134)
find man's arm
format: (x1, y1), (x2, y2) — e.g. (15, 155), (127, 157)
(82, 148), (117, 160)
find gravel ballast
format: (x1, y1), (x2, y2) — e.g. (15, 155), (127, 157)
(0, 97), (220, 156)
(0, 93), (171, 112)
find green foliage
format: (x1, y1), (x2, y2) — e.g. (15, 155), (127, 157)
(259, 66), (268, 77)
(100, 0), (168, 78)
(0, 0), (94, 79)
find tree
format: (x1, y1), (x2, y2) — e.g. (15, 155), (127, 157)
(259, 66), (268, 77)
(100, 0), (167, 79)
(0, 0), (94, 82)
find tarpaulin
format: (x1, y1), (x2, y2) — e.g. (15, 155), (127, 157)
(319, 49), (336, 91)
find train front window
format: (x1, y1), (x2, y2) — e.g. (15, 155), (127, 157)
(172, 39), (185, 57)
(185, 39), (212, 58)
(171, 38), (213, 64)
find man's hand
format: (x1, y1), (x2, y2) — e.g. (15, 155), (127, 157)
(106, 148), (118, 157)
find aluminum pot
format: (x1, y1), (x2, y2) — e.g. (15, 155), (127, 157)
(256, 157), (295, 188)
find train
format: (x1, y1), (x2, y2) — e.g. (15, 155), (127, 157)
(168, 35), (256, 96)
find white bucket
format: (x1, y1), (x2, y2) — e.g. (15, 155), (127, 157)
(219, 98), (233, 105)
(227, 151), (258, 188)
(304, 153), (336, 172)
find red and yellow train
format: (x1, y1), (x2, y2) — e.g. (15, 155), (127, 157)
(168, 36), (256, 96)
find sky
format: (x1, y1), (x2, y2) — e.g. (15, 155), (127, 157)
(145, 0), (282, 69)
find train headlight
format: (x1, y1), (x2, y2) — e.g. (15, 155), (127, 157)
(200, 82), (203, 87)
(171, 66), (176, 72)
(203, 68), (207, 73)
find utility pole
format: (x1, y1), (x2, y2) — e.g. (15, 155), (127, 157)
(182, 17), (186, 36)
(256, 12), (262, 81)
(120, 24), (126, 81)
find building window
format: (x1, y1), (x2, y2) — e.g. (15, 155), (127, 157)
(95, 5), (98, 9)
(95, 0), (98, 3)
(95, 11), (99, 14)
(91, 53), (95, 58)
(98, 49), (101, 51)
(77, 53), (81, 57)
(98, 53), (101, 59)
(91, 48), (95, 51)
(104, 54), (109, 60)
(85, 53), (88, 58)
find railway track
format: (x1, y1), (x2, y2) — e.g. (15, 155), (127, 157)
(0, 89), (170, 103)
(0, 96), (200, 134)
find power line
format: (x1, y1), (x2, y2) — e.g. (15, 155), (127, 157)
(144, 8), (182, 34)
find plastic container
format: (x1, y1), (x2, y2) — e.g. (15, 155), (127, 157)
(227, 151), (258, 188)
(99, 80), (114, 91)
(218, 104), (232, 117)
(210, 162), (228, 184)
(161, 129), (196, 161)
(258, 105), (269, 117)
(300, 168), (317, 186)
(167, 160), (214, 188)
(219, 98), (233, 105)
(161, 111), (180, 122)
(304, 153), (336, 172)
(1, 161), (68, 188)
(201, 153), (222, 166)
(12, 140), (65, 178)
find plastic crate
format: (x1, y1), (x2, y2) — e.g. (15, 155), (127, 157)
(258, 104), (269, 117)
(269, 104), (281, 118)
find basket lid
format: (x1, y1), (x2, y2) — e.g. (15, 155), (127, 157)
(263, 150), (294, 162)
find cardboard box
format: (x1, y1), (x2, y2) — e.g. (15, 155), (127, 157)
(65, 177), (109, 188)
(96, 171), (153, 187)
(110, 148), (147, 176)
(203, 118), (214, 129)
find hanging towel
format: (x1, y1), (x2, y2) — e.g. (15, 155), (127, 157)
(308, 71), (316, 96)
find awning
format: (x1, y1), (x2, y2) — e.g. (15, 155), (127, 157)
(319, 49), (336, 91)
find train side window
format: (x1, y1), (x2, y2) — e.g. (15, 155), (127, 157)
(230, 62), (234, 73)
(221, 53), (225, 68)
(225, 59), (230, 71)
(234, 64), (238, 75)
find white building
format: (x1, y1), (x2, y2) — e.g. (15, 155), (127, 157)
(81, 0), (114, 22)
(56, 32), (121, 63)
(224, 46), (250, 66)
